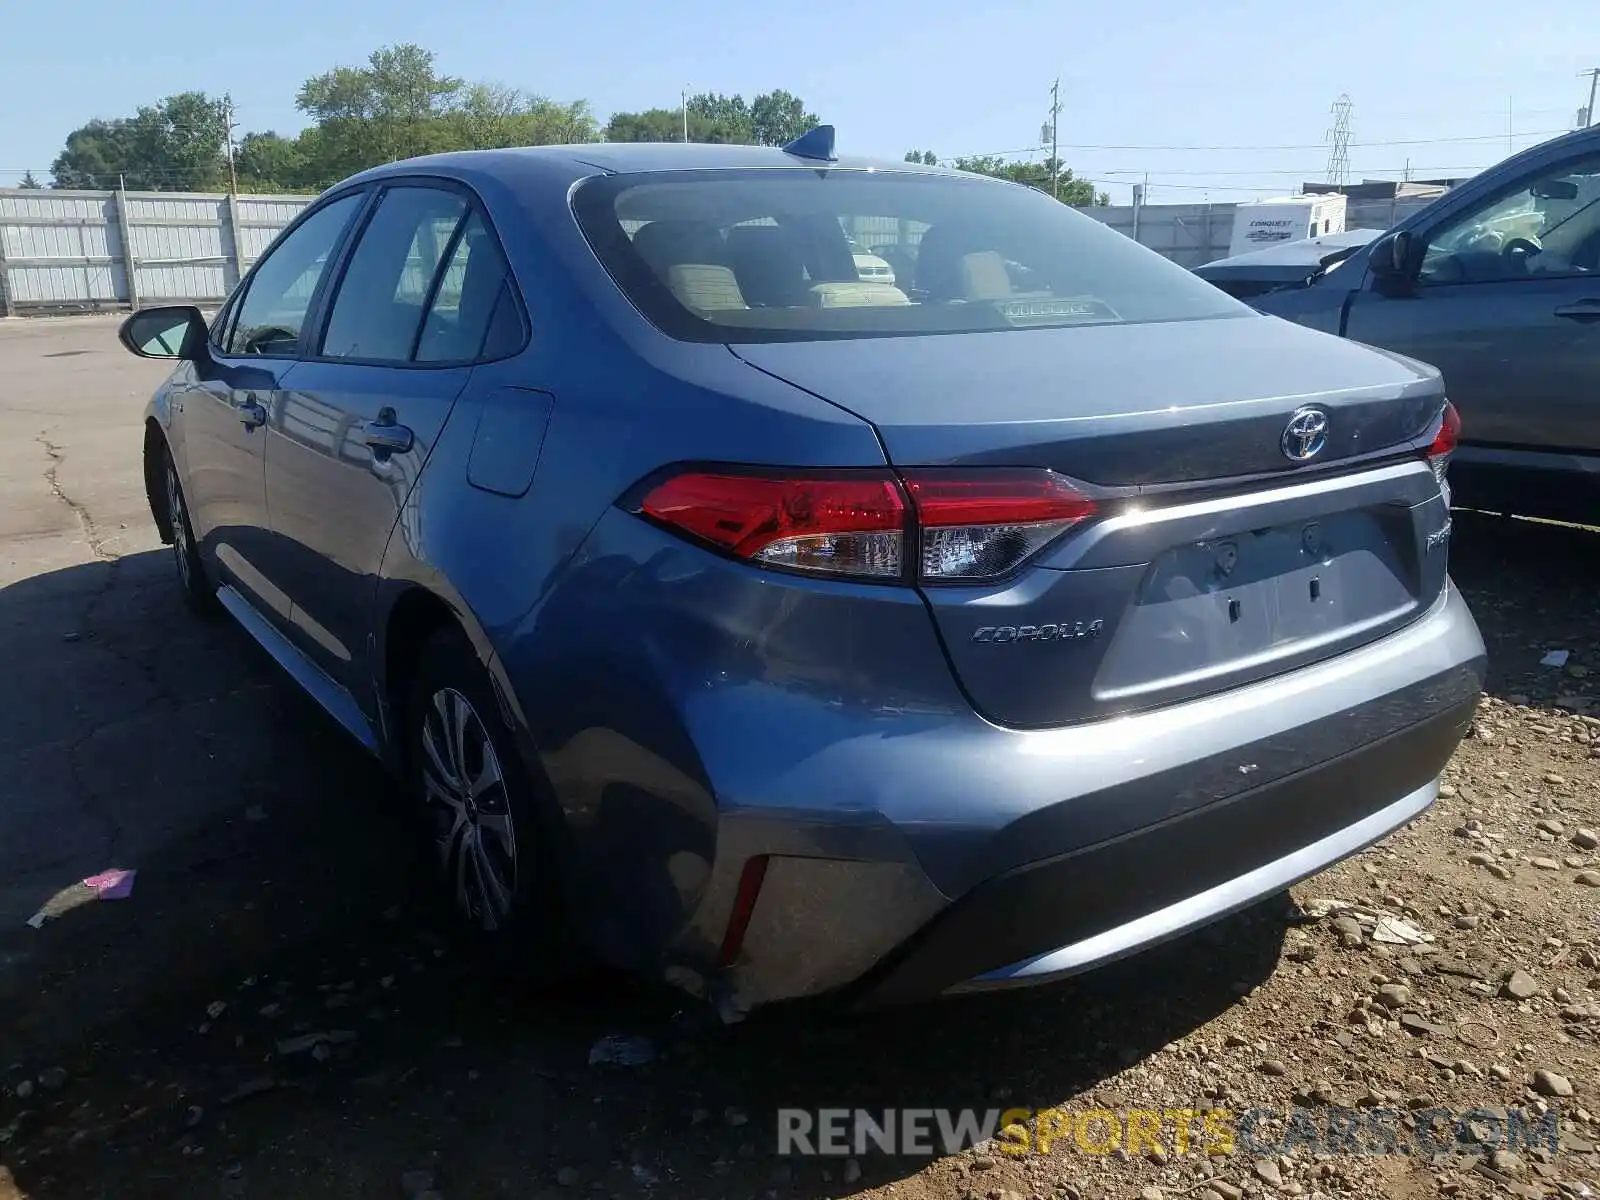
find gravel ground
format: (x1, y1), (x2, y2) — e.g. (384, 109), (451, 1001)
(1, 498), (1597, 1200)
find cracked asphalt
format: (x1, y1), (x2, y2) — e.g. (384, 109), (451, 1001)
(1, 314), (1597, 1200)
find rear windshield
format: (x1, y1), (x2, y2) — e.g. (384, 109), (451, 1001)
(571, 168), (1247, 343)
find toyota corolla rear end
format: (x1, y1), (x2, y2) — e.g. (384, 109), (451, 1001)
(540, 159), (1485, 1015)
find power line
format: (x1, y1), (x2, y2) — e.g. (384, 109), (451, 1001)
(1094, 164), (1490, 177)
(946, 127), (1571, 159)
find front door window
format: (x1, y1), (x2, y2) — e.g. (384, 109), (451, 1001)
(226, 193), (364, 356)
(1420, 156), (1600, 285)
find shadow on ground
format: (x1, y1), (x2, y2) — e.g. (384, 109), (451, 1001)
(4, 512), (1595, 1199)
(1447, 510), (1600, 704)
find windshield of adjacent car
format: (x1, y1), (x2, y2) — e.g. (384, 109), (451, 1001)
(572, 169), (1248, 343)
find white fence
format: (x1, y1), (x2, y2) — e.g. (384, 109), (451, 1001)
(0, 188), (315, 316)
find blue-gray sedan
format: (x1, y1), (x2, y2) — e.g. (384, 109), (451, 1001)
(118, 131), (1486, 1015)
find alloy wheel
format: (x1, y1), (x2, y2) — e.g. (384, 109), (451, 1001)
(420, 687), (519, 930)
(166, 460), (192, 591)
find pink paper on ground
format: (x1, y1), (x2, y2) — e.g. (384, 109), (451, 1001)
(82, 869), (136, 899)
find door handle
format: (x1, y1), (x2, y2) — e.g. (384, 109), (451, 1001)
(238, 397), (267, 431)
(1554, 301), (1600, 322)
(358, 408), (414, 456)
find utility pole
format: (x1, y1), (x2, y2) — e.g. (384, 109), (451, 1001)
(681, 88), (689, 144)
(222, 95), (239, 194)
(1581, 69), (1600, 127)
(1048, 78), (1062, 199)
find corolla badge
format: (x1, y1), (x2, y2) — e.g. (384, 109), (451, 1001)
(1280, 406), (1331, 462)
(971, 620), (1105, 644)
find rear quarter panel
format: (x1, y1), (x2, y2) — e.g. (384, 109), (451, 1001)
(371, 161), (894, 971)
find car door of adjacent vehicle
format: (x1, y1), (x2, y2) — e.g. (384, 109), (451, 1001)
(264, 182), (525, 699)
(178, 191), (366, 622)
(1342, 149), (1600, 455)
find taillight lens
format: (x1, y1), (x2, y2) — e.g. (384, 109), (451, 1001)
(638, 471), (906, 577)
(902, 469), (1097, 581)
(635, 466), (1096, 583)
(1426, 401), (1460, 495)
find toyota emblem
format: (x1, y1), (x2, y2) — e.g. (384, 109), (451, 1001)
(1280, 406), (1331, 462)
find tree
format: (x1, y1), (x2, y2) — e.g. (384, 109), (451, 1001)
(289, 45), (598, 186)
(520, 97), (599, 146)
(686, 92), (752, 143)
(235, 132), (309, 193)
(46, 51), (824, 194)
(129, 92), (231, 190)
(17, 170), (43, 188)
(749, 90), (818, 146)
(444, 85), (598, 151)
(295, 43), (465, 182)
(607, 90), (821, 146)
(605, 107), (694, 143)
(51, 93), (228, 190)
(909, 153), (1108, 206)
(51, 119), (134, 188)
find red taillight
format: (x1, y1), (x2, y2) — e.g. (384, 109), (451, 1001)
(638, 471), (906, 577)
(902, 469), (1097, 581)
(1426, 401), (1460, 494)
(635, 467), (1096, 582)
(1427, 401), (1460, 463)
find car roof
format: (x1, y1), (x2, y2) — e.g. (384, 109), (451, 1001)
(1430, 124), (1600, 193)
(340, 142), (983, 187)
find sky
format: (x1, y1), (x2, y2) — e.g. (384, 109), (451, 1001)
(0, 0), (1594, 203)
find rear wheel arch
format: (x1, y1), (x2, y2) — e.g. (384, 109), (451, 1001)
(378, 588), (525, 762)
(381, 588), (461, 765)
(382, 591), (581, 970)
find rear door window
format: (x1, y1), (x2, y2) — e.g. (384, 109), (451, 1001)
(320, 186), (468, 363)
(415, 212), (525, 362)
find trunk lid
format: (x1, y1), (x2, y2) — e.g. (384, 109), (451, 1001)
(732, 314), (1453, 729)
(730, 313), (1443, 485)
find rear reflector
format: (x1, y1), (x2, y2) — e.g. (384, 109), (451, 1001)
(635, 467), (1095, 583)
(718, 855), (770, 967)
(902, 469), (1097, 581)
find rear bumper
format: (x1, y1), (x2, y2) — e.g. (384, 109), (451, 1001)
(694, 583), (1483, 1011)
(857, 700), (1464, 1005)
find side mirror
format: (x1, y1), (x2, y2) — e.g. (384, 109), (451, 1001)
(1367, 231), (1415, 280)
(118, 305), (209, 361)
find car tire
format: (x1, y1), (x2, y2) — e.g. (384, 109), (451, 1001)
(407, 625), (577, 975)
(163, 445), (219, 617)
